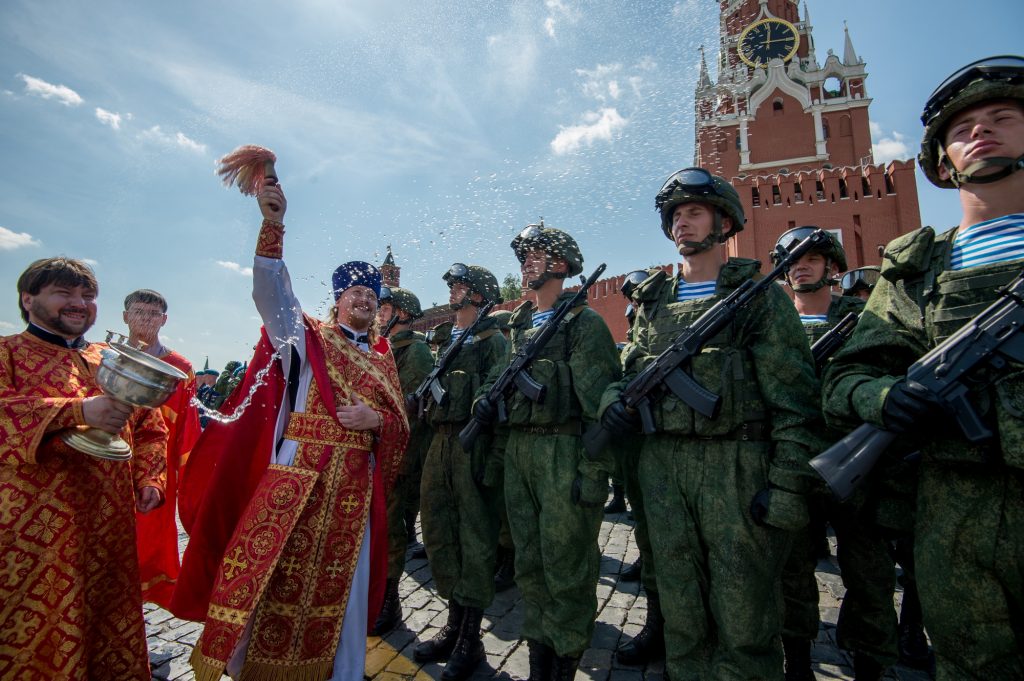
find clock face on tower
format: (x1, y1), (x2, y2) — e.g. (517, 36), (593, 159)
(737, 18), (800, 68)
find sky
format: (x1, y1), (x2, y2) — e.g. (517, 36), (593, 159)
(1, 0), (1022, 370)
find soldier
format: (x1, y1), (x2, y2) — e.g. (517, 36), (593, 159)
(414, 264), (507, 681)
(772, 227), (898, 681)
(612, 269), (667, 667)
(486, 307), (517, 593)
(372, 286), (434, 635)
(598, 168), (822, 680)
(472, 222), (621, 681)
(840, 266), (881, 301)
(822, 56), (1024, 679)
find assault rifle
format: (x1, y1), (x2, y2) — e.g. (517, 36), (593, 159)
(411, 301), (496, 421)
(810, 268), (1024, 501)
(458, 263), (607, 450)
(582, 229), (832, 458)
(810, 311), (860, 373)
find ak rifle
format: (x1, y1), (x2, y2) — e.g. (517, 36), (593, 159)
(810, 311), (859, 373)
(459, 264), (607, 450)
(810, 268), (1024, 500)
(582, 229), (832, 458)
(411, 301), (496, 420)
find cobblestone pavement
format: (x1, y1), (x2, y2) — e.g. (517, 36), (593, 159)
(146, 507), (934, 681)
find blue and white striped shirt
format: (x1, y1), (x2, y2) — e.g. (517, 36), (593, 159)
(531, 309), (556, 329)
(799, 314), (829, 325)
(676, 279), (717, 302)
(449, 327), (474, 345)
(950, 213), (1024, 270)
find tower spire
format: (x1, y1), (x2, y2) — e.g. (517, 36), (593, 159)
(697, 45), (713, 89)
(843, 20), (860, 65)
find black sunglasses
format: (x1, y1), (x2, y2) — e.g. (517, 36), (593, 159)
(921, 55), (1024, 125)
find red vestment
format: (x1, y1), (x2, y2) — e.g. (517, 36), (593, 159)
(136, 349), (201, 607)
(172, 318), (408, 681)
(0, 331), (168, 680)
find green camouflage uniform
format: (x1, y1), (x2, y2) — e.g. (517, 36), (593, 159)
(488, 292), (620, 656)
(601, 261), (823, 681)
(421, 316), (508, 608)
(823, 226), (1024, 680)
(386, 328), (434, 579)
(781, 295), (900, 667)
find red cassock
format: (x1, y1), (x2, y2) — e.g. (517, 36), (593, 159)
(171, 318), (407, 681)
(135, 349), (201, 607)
(0, 331), (168, 680)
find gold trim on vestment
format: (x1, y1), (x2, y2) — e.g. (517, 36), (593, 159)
(283, 412), (374, 449)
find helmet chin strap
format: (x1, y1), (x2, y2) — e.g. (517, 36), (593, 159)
(449, 289), (469, 311)
(788, 257), (836, 293)
(525, 253), (567, 290)
(946, 154), (1024, 187)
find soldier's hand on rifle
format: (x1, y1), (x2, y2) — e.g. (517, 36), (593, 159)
(471, 397), (497, 426)
(601, 400), (640, 436)
(882, 379), (943, 433)
(750, 486), (809, 531)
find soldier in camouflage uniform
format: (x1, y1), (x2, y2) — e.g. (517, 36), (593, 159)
(472, 223), (621, 681)
(822, 56), (1024, 680)
(613, 269), (667, 667)
(598, 168), (822, 681)
(371, 286), (434, 635)
(414, 264), (507, 681)
(487, 308), (518, 593)
(840, 266), (881, 301)
(771, 228), (898, 681)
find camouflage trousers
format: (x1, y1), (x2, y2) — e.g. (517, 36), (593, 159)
(916, 462), (1024, 680)
(617, 441), (657, 595)
(420, 427), (500, 609)
(386, 426), (431, 579)
(639, 435), (790, 681)
(781, 491), (898, 665)
(505, 430), (602, 657)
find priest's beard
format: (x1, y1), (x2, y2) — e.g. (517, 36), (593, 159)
(32, 301), (95, 338)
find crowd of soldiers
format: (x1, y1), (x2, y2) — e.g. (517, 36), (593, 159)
(370, 56), (1024, 681)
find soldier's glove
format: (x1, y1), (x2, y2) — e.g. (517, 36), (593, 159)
(882, 379), (943, 433)
(750, 486), (809, 531)
(471, 397), (497, 426)
(571, 474), (608, 508)
(601, 400), (641, 436)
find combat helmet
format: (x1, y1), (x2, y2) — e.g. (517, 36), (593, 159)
(771, 226), (847, 293)
(443, 263), (502, 309)
(381, 286), (423, 319)
(655, 167), (745, 253)
(919, 55), (1024, 188)
(511, 221), (584, 289)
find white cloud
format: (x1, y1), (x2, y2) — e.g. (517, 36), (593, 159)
(139, 125), (207, 154)
(543, 0), (581, 39)
(870, 122), (911, 164)
(95, 107), (121, 129)
(550, 107), (627, 155)
(18, 74), (83, 106)
(82, 258), (99, 266)
(0, 226), (42, 250)
(0, 321), (17, 331)
(217, 260), (253, 276)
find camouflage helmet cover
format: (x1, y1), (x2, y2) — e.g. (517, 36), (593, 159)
(386, 286), (423, 318)
(510, 222), (584, 276)
(655, 168), (745, 241)
(918, 55), (1024, 188)
(443, 263), (503, 304)
(771, 226), (848, 272)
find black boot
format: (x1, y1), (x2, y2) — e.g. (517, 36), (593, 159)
(494, 546), (516, 592)
(853, 652), (884, 681)
(619, 557), (642, 582)
(370, 578), (402, 636)
(414, 602), (463, 662)
(604, 483), (626, 514)
(615, 591), (665, 665)
(441, 606), (485, 681)
(782, 636), (816, 681)
(526, 640), (553, 681)
(550, 653), (581, 681)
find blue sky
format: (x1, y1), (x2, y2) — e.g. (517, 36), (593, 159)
(1, 0), (1021, 369)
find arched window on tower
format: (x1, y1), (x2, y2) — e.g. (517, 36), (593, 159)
(772, 98), (784, 116)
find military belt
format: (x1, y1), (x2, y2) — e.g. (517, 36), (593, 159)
(694, 421), (767, 442)
(434, 422), (468, 436)
(513, 421), (583, 436)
